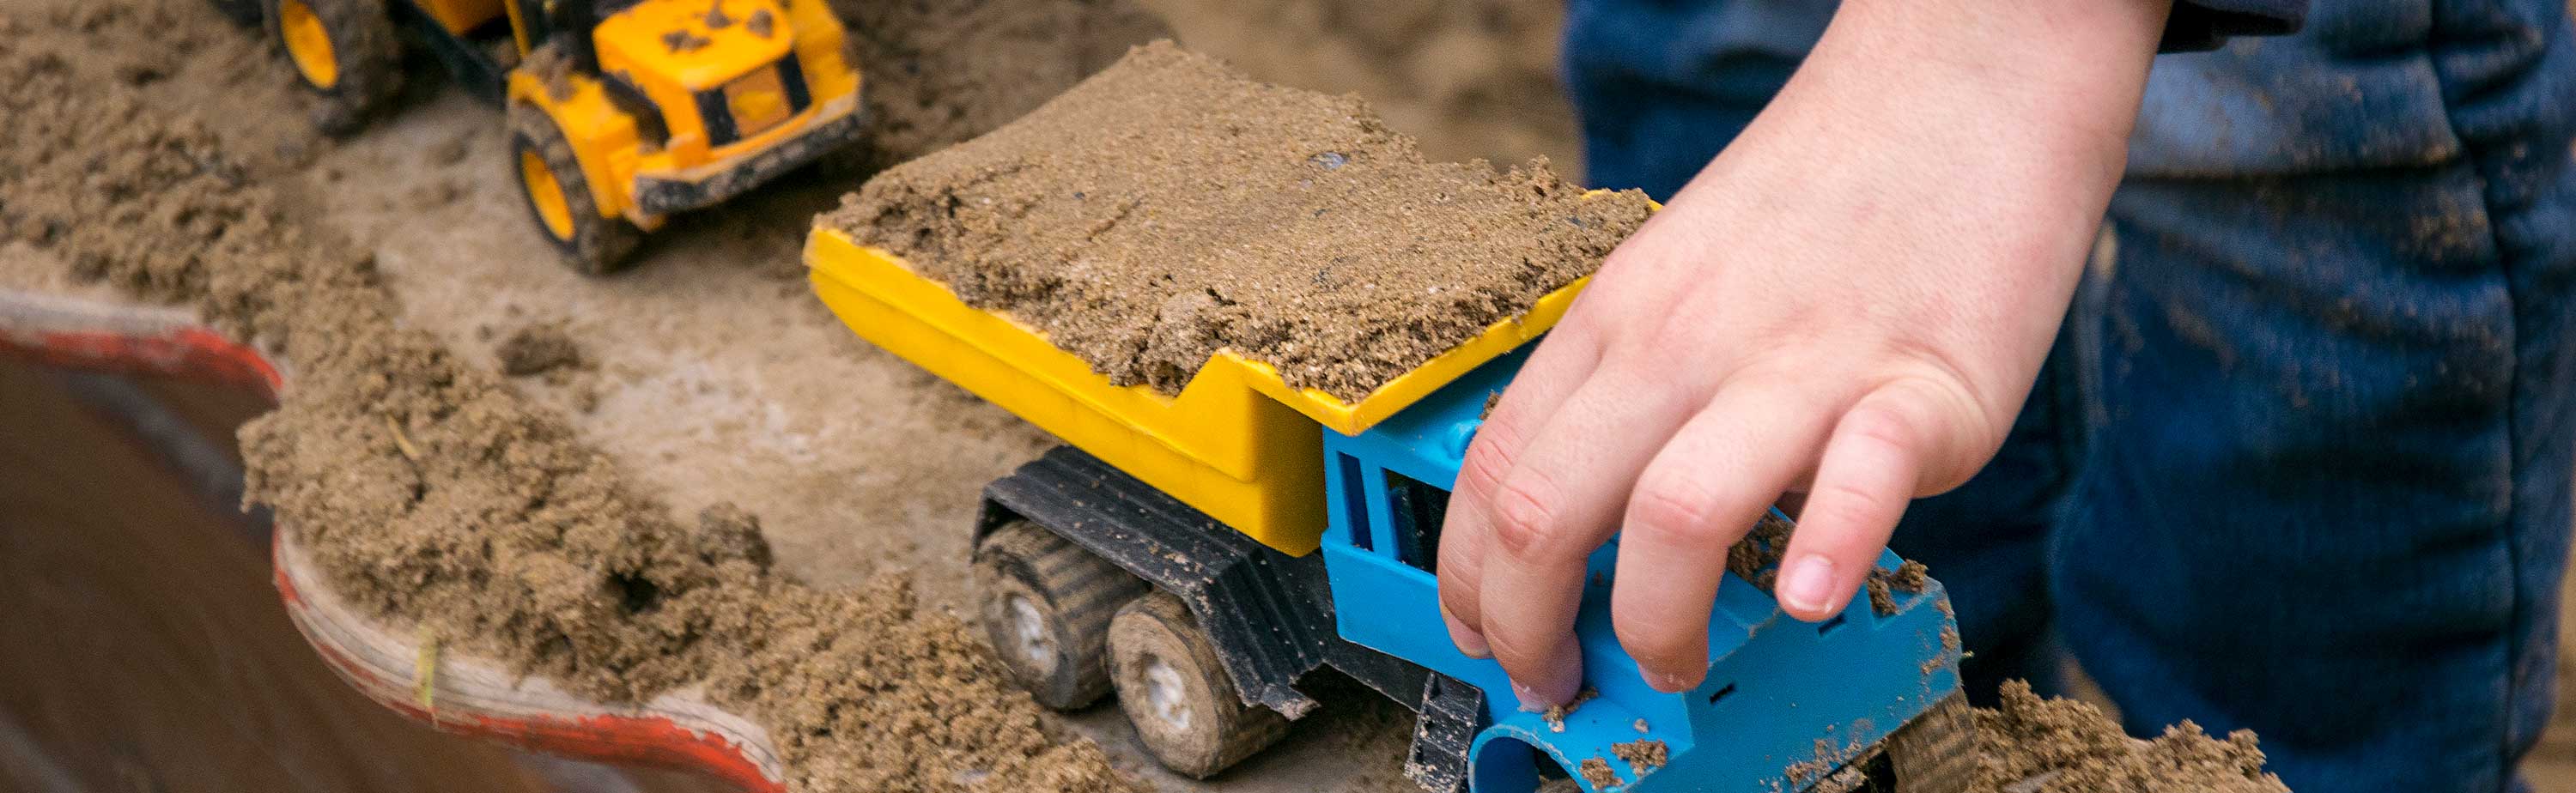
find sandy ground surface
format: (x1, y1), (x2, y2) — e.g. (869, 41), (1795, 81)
(0, 0), (1569, 785)
(301, 81), (1424, 792)
(3, 0), (2570, 790)
(1136, 0), (1581, 169)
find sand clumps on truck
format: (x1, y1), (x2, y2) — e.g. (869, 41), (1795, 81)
(826, 40), (1654, 401)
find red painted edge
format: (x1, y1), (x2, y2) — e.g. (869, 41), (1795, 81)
(0, 327), (283, 396)
(271, 562), (787, 793)
(6, 321), (779, 793)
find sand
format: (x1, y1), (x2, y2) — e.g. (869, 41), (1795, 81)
(830, 0), (1171, 172)
(828, 42), (1652, 400)
(495, 323), (585, 376)
(0, 0), (2308, 790)
(0, 6), (1128, 791)
(1136, 0), (1581, 168)
(1976, 682), (2288, 793)
(1610, 739), (1668, 776)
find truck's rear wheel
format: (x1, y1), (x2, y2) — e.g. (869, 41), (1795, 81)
(1108, 591), (1288, 778)
(973, 520), (1145, 710)
(508, 104), (641, 275)
(264, 0), (398, 135)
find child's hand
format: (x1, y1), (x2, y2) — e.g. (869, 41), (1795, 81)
(1436, 0), (2172, 705)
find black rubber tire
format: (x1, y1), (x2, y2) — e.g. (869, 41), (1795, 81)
(1107, 591), (1289, 778)
(261, 0), (399, 136)
(208, 0), (262, 27)
(507, 103), (643, 275)
(972, 519), (1146, 711)
(1881, 692), (1977, 793)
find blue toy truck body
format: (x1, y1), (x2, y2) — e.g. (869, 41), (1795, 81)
(1319, 349), (1965, 792)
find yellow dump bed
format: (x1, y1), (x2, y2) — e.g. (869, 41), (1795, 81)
(805, 228), (1583, 554)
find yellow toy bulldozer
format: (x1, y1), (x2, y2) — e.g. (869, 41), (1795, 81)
(239, 0), (866, 273)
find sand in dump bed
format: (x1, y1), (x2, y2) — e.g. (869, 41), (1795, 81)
(827, 40), (1654, 401)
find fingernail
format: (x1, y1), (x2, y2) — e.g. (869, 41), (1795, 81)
(1443, 611), (1492, 659)
(1645, 669), (1695, 694)
(1513, 681), (1552, 711)
(1778, 554), (1838, 614)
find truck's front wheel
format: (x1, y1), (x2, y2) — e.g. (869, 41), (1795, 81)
(1108, 591), (1287, 778)
(972, 520), (1145, 710)
(263, 0), (398, 135)
(508, 105), (641, 275)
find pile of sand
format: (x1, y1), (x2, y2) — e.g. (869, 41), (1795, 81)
(829, 41), (1653, 401)
(0, 7), (1129, 791)
(1977, 681), (2288, 792)
(831, 0), (1171, 171)
(1136, 0), (1580, 166)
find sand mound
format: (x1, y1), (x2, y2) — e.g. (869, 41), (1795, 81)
(1978, 681), (2288, 792)
(829, 41), (1653, 401)
(834, 0), (1171, 169)
(0, 7), (1129, 791)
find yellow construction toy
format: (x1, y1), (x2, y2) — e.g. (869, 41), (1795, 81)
(235, 0), (866, 273)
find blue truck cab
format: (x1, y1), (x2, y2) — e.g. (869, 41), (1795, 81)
(1317, 349), (1965, 792)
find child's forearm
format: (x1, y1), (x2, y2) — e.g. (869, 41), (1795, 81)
(1746, 0), (2173, 237)
(1669, 0), (2175, 399)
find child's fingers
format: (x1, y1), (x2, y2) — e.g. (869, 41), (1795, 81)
(1610, 379), (1830, 693)
(1473, 365), (1698, 708)
(1774, 381), (1941, 621)
(1438, 324), (1601, 658)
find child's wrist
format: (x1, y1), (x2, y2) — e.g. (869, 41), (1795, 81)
(1807, 0), (2172, 177)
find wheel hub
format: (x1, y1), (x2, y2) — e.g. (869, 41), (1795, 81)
(1004, 594), (1056, 675)
(518, 148), (576, 241)
(1140, 652), (1193, 731)
(276, 0), (339, 89)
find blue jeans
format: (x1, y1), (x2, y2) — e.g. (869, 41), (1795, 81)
(1564, 2), (2576, 790)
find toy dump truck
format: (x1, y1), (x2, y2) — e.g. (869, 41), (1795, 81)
(805, 226), (1971, 792)
(232, 0), (865, 273)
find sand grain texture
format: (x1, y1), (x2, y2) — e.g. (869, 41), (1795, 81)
(833, 0), (1171, 170)
(831, 41), (1652, 400)
(1138, 0), (1580, 166)
(0, 6), (1131, 792)
(1975, 681), (2289, 793)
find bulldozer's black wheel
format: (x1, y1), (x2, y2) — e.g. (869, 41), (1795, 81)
(507, 104), (643, 275)
(262, 0), (398, 136)
(207, 0), (261, 27)
(1108, 591), (1289, 778)
(972, 519), (1147, 711)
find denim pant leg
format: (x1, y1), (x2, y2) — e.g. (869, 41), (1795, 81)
(1563, 0), (1835, 199)
(2058, 3), (2576, 790)
(1564, 0), (2077, 701)
(1568, 1), (2576, 788)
